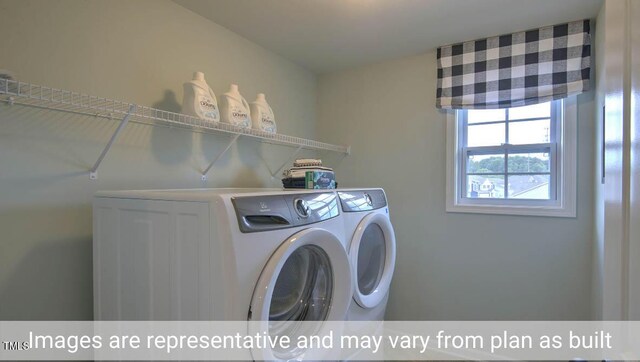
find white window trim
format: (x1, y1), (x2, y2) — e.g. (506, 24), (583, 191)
(445, 97), (577, 218)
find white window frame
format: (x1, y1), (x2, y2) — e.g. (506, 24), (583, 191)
(445, 97), (577, 217)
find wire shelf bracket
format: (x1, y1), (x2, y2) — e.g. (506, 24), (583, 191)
(201, 134), (240, 181)
(270, 144), (304, 179)
(89, 104), (136, 180)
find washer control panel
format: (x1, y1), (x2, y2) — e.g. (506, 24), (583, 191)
(338, 189), (387, 212)
(232, 192), (339, 233)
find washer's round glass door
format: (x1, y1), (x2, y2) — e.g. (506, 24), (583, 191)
(249, 228), (352, 360)
(269, 244), (333, 322)
(350, 213), (396, 308)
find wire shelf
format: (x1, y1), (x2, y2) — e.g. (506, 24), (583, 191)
(0, 79), (350, 154)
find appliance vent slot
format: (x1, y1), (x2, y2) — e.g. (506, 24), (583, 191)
(244, 215), (290, 226)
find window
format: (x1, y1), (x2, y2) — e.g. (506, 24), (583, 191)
(446, 99), (577, 217)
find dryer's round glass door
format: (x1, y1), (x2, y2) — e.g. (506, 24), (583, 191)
(350, 213), (397, 308)
(269, 244), (333, 321)
(357, 223), (386, 295)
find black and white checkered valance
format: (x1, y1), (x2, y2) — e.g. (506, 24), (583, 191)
(436, 20), (591, 109)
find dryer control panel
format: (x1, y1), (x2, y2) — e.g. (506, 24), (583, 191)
(232, 192), (340, 233)
(338, 189), (387, 212)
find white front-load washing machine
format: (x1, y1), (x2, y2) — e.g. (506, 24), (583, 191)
(93, 188), (353, 359)
(338, 188), (396, 321)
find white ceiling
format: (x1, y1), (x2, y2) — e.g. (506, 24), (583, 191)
(174, 0), (602, 74)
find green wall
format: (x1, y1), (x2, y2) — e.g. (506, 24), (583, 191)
(0, 0), (598, 322)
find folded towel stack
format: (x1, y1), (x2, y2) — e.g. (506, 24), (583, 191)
(282, 159), (336, 189)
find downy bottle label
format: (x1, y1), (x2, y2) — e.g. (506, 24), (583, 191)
(199, 94), (219, 121)
(230, 105), (250, 128)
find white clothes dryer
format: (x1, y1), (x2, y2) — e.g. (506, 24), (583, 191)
(338, 189), (396, 321)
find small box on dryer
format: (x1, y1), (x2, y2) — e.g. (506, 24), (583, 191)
(305, 171), (336, 189)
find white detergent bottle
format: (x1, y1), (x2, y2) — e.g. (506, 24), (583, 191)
(250, 93), (277, 133)
(182, 72), (219, 122)
(220, 84), (251, 128)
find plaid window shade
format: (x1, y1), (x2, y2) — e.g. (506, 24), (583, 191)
(436, 20), (591, 109)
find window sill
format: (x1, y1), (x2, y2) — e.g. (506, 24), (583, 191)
(446, 202), (576, 218)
